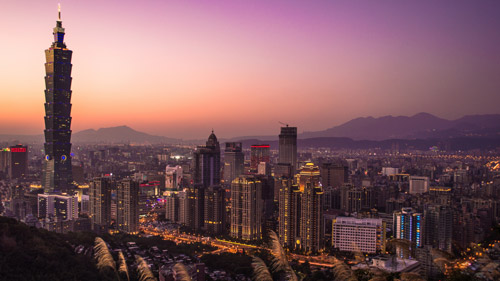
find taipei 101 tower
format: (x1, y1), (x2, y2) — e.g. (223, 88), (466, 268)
(42, 5), (74, 193)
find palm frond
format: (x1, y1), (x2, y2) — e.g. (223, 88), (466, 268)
(433, 257), (453, 272)
(268, 230), (298, 281)
(94, 237), (117, 273)
(173, 263), (192, 281)
(387, 238), (412, 259)
(351, 242), (365, 264)
(135, 255), (157, 281)
(117, 250), (130, 281)
(331, 258), (357, 281)
(251, 256), (273, 281)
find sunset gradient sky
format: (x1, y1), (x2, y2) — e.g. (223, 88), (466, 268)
(1, 0), (499, 139)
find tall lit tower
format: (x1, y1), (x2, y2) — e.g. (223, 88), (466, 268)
(278, 126), (297, 172)
(296, 163), (323, 253)
(42, 5), (74, 193)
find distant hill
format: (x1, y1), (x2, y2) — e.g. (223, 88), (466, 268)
(300, 113), (500, 140)
(0, 134), (43, 144)
(72, 126), (180, 144)
(0, 113), (498, 145)
(0, 126), (180, 145)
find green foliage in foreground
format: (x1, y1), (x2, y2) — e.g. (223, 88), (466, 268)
(0, 216), (101, 281)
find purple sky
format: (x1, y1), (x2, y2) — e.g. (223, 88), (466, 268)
(0, 0), (499, 139)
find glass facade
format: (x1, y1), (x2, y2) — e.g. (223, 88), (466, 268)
(42, 18), (74, 193)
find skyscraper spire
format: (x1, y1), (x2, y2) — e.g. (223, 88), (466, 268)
(53, 4), (65, 47)
(43, 5), (74, 193)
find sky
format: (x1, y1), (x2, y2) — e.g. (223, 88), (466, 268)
(0, 0), (499, 139)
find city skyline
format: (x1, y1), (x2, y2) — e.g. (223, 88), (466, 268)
(1, 1), (500, 139)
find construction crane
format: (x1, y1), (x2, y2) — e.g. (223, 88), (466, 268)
(278, 121), (289, 127)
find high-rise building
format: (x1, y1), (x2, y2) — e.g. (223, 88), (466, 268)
(89, 177), (114, 231)
(204, 185), (225, 235)
(323, 186), (341, 210)
(409, 176), (429, 194)
(231, 175), (262, 240)
(278, 176), (299, 247)
(423, 205), (452, 253)
(42, 8), (74, 193)
(257, 162), (271, 176)
(296, 163), (323, 253)
(278, 126), (297, 172)
(193, 131), (221, 188)
(8, 145), (28, 179)
(332, 217), (386, 253)
(165, 165), (183, 190)
(278, 163), (325, 252)
(38, 193), (78, 221)
(320, 163), (348, 188)
(340, 185), (374, 213)
(165, 191), (180, 223)
(250, 145), (270, 170)
(223, 142), (244, 185)
(274, 163), (294, 202)
(116, 179), (139, 234)
(0, 148), (10, 175)
(394, 208), (422, 257)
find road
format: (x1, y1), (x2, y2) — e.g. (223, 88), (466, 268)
(140, 225), (337, 267)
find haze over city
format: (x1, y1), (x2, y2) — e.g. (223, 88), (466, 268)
(1, 0), (499, 139)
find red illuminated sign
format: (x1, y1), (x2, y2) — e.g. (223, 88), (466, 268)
(251, 145), (270, 148)
(11, 148), (26, 153)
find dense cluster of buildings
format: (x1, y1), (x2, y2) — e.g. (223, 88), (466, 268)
(1, 8), (500, 281)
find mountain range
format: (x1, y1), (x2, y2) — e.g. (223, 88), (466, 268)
(0, 126), (180, 144)
(299, 113), (500, 140)
(0, 113), (498, 145)
(72, 126), (180, 144)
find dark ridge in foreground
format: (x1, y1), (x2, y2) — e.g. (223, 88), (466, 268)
(0, 216), (101, 281)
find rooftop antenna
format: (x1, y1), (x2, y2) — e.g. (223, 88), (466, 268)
(278, 121), (289, 127)
(58, 3), (61, 21)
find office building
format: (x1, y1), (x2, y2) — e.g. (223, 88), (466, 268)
(165, 191), (180, 223)
(0, 148), (9, 175)
(296, 163), (324, 253)
(116, 179), (139, 234)
(382, 167), (400, 176)
(423, 205), (452, 253)
(38, 193), (78, 221)
(332, 217), (386, 253)
(278, 176), (299, 247)
(42, 9), (74, 193)
(9, 145), (28, 179)
(274, 163), (293, 201)
(320, 163), (348, 188)
(278, 126), (297, 171)
(231, 175), (262, 240)
(89, 177), (114, 230)
(394, 208), (422, 256)
(409, 176), (429, 194)
(250, 144), (270, 170)
(193, 131), (221, 188)
(341, 185), (374, 213)
(257, 162), (270, 176)
(223, 142), (244, 185)
(165, 165), (183, 190)
(323, 186), (341, 210)
(204, 185), (225, 235)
